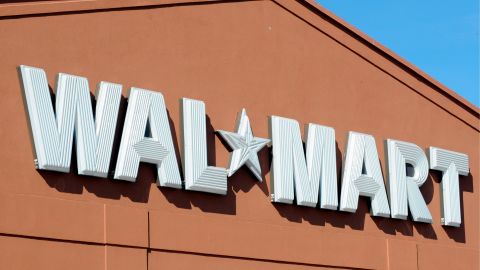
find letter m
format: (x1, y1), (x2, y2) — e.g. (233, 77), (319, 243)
(269, 116), (338, 209)
(19, 65), (121, 177)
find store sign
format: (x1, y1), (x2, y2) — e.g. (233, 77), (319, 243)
(19, 65), (470, 227)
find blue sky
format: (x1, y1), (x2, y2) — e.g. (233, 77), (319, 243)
(316, 1), (480, 107)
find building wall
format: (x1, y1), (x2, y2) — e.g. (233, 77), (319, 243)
(0, 1), (478, 269)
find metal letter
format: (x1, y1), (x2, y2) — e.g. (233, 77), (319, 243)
(269, 116), (338, 209)
(386, 139), (432, 223)
(181, 98), (228, 195)
(429, 147), (469, 227)
(114, 88), (182, 188)
(339, 132), (390, 217)
(19, 65), (121, 177)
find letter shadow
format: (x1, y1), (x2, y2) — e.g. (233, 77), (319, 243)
(159, 113), (269, 215)
(374, 156), (437, 239)
(216, 132), (270, 195)
(37, 92), (272, 216)
(432, 170), (473, 243)
(39, 95), (153, 203)
(372, 172), (436, 239)
(412, 172), (436, 239)
(272, 142), (367, 231)
(160, 113), (231, 214)
(373, 159), (415, 237)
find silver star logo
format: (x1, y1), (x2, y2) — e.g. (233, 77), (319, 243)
(217, 108), (270, 181)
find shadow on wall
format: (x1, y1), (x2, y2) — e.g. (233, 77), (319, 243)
(37, 94), (474, 243)
(272, 142), (367, 231)
(270, 142), (474, 243)
(39, 95), (152, 203)
(434, 171), (474, 244)
(38, 102), (271, 215)
(158, 113), (270, 215)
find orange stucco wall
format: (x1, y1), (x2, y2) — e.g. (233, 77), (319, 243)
(0, 1), (478, 269)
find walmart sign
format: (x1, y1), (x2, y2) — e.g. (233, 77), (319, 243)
(19, 65), (470, 227)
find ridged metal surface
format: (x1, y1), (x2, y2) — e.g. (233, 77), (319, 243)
(217, 108), (270, 181)
(386, 139), (432, 223)
(181, 98), (228, 195)
(269, 116), (338, 209)
(19, 65), (121, 177)
(339, 131), (390, 217)
(114, 88), (182, 188)
(429, 146), (469, 227)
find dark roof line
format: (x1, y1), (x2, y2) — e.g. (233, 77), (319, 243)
(301, 0), (479, 117)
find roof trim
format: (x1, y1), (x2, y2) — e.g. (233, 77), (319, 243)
(0, 0), (478, 129)
(301, 0), (479, 116)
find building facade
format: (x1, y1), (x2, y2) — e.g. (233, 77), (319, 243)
(0, 0), (478, 269)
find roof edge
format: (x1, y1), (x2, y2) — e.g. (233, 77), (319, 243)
(1, 0), (478, 120)
(302, 0), (479, 117)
